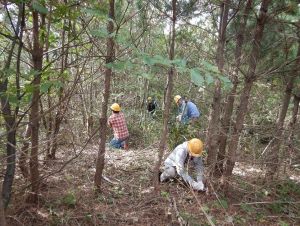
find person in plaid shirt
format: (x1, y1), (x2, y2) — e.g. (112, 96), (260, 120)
(108, 103), (129, 150)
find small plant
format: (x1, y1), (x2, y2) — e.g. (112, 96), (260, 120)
(160, 191), (169, 198)
(62, 192), (76, 208)
(112, 186), (124, 198)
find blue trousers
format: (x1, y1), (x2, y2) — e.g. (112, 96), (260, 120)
(109, 137), (127, 149)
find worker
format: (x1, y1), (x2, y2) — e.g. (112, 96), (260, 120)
(160, 138), (206, 191)
(174, 95), (200, 124)
(108, 103), (129, 150)
(147, 96), (157, 116)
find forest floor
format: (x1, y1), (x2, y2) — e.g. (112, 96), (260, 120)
(6, 144), (300, 226)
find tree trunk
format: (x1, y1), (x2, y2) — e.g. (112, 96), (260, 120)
(0, 3), (24, 209)
(45, 6), (53, 157)
(27, 9), (45, 203)
(206, 78), (221, 168)
(286, 94), (299, 164)
(224, 0), (272, 177)
(216, 0), (229, 71)
(94, 0), (115, 190)
(49, 12), (69, 159)
(216, 0), (253, 176)
(265, 40), (300, 180)
(153, 0), (177, 189)
(19, 125), (31, 178)
(206, 0), (229, 170)
(0, 184), (6, 226)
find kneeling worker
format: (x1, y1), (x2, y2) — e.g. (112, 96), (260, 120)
(174, 95), (200, 125)
(160, 138), (205, 191)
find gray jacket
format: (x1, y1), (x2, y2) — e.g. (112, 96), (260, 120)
(164, 141), (204, 186)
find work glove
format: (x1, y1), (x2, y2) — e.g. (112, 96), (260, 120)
(192, 181), (205, 191)
(176, 114), (182, 122)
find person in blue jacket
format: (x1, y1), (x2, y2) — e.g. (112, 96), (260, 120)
(174, 95), (200, 125)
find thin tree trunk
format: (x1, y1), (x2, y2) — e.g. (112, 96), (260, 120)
(0, 184), (6, 226)
(19, 125), (31, 178)
(141, 78), (149, 108)
(206, 79), (221, 168)
(88, 68), (95, 136)
(206, 0), (229, 170)
(0, 3), (23, 209)
(286, 94), (299, 164)
(224, 0), (272, 177)
(153, 0), (176, 190)
(265, 40), (300, 179)
(15, 2), (25, 117)
(27, 9), (45, 203)
(49, 11), (68, 159)
(94, 0), (115, 190)
(216, 0), (229, 71)
(45, 6), (53, 157)
(216, 0), (253, 176)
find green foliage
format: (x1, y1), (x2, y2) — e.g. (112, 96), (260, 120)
(160, 191), (169, 198)
(40, 80), (63, 93)
(106, 60), (134, 71)
(190, 61), (232, 89)
(279, 220), (290, 226)
(233, 215), (247, 224)
(112, 186), (124, 198)
(191, 68), (205, 87)
(91, 27), (115, 38)
(32, 1), (48, 14)
(81, 5), (108, 19)
(142, 54), (171, 67)
(168, 122), (189, 150)
(62, 192), (76, 208)
(179, 211), (201, 226)
(168, 119), (201, 150)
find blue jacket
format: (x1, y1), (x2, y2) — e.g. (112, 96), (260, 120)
(179, 101), (200, 123)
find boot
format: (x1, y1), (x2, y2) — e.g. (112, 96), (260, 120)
(124, 142), (129, 150)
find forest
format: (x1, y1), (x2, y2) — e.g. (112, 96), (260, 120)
(0, 0), (300, 225)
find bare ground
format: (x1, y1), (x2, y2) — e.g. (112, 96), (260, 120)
(6, 144), (300, 226)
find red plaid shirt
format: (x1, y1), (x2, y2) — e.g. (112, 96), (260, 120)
(108, 112), (129, 139)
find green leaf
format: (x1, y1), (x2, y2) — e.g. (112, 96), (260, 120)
(24, 84), (35, 93)
(205, 74), (214, 85)
(7, 94), (19, 105)
(40, 82), (52, 93)
(171, 58), (187, 68)
(52, 80), (63, 89)
(201, 60), (219, 74)
(142, 54), (171, 67)
(219, 75), (232, 89)
(160, 191), (169, 198)
(106, 61), (133, 71)
(152, 55), (171, 66)
(143, 55), (156, 66)
(190, 68), (205, 87)
(91, 27), (110, 38)
(32, 2), (48, 14)
(81, 7), (108, 17)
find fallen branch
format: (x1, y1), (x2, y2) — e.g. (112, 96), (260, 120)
(233, 201), (300, 206)
(102, 175), (119, 185)
(171, 197), (186, 226)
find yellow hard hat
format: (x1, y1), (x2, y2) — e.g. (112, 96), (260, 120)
(187, 138), (203, 157)
(174, 95), (181, 104)
(110, 103), (121, 112)
(147, 97), (152, 101)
